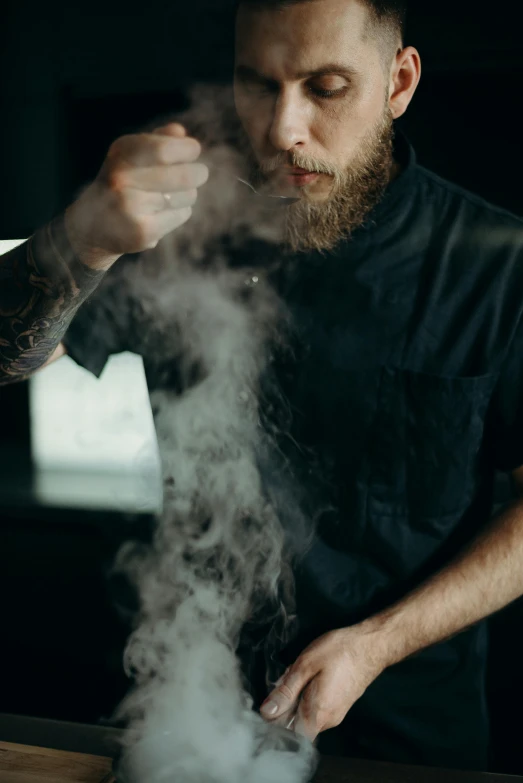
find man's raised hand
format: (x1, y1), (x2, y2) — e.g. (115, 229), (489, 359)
(65, 123), (209, 269)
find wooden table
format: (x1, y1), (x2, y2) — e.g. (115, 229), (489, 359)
(0, 715), (521, 783)
(0, 741), (114, 783)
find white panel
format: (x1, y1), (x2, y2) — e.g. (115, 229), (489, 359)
(0, 239), (26, 253)
(29, 352), (162, 514)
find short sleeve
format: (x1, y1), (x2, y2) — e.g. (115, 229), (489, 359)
(63, 258), (140, 378)
(487, 317), (523, 473)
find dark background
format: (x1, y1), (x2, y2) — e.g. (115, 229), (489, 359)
(1, 0), (523, 775)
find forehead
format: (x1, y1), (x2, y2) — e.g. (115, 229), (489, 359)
(235, 0), (378, 77)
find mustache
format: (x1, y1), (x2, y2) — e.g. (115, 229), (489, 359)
(258, 152), (340, 178)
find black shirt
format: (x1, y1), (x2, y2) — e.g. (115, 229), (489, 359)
(64, 132), (523, 633)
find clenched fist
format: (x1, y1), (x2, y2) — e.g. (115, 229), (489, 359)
(65, 123), (209, 270)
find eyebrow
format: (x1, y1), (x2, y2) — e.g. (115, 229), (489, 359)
(235, 63), (359, 81)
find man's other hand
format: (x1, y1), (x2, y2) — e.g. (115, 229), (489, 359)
(64, 123), (209, 270)
(260, 627), (386, 742)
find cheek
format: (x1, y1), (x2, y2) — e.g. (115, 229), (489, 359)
(316, 88), (385, 162)
(234, 91), (270, 152)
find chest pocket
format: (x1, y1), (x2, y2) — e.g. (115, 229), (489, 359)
(367, 367), (497, 522)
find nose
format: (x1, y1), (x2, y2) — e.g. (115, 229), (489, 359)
(268, 89), (310, 152)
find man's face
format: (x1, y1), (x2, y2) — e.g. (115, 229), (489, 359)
(234, 0), (396, 252)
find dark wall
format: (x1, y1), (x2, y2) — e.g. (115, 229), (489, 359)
(0, 511), (131, 723)
(0, 0), (236, 236)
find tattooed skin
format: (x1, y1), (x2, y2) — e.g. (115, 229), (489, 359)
(0, 216), (105, 384)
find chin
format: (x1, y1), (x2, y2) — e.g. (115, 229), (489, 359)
(303, 189), (332, 204)
(301, 183), (335, 204)
(304, 173), (336, 196)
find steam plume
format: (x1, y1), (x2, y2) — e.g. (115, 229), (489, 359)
(111, 85), (317, 783)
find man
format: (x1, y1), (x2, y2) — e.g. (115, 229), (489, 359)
(34, 0), (523, 772)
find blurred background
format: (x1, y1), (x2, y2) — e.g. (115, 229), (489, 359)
(0, 0), (523, 774)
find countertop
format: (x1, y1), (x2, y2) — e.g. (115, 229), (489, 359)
(0, 714), (521, 783)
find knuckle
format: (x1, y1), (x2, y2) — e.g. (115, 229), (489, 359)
(194, 163), (209, 185)
(315, 700), (332, 717)
(132, 220), (154, 250)
(106, 169), (127, 193)
(293, 656), (312, 678)
(175, 206), (193, 226)
(107, 135), (130, 160)
(188, 137), (202, 158)
(167, 122), (185, 134)
(190, 163), (209, 188)
(178, 165), (192, 189)
(308, 701), (331, 727)
(186, 188), (198, 206)
(157, 142), (173, 165)
(107, 140), (121, 160)
(177, 164), (207, 190)
(200, 163), (210, 183)
(301, 687), (319, 710)
(315, 715), (330, 734)
(278, 683), (295, 702)
(177, 137), (201, 162)
(329, 713), (344, 729)
(113, 188), (131, 212)
(299, 700), (313, 721)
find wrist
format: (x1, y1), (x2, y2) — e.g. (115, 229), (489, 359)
(353, 610), (409, 672)
(64, 195), (120, 272)
(30, 215), (107, 300)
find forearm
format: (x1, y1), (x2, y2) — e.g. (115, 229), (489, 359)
(362, 498), (523, 669)
(0, 215), (106, 383)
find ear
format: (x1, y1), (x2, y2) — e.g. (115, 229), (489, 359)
(388, 46), (421, 120)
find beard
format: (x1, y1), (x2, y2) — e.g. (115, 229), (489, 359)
(252, 108), (395, 254)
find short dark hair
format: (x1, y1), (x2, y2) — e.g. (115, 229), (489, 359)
(236, 0), (407, 47)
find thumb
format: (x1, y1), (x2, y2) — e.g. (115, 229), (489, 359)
(152, 122), (187, 138)
(260, 668), (308, 720)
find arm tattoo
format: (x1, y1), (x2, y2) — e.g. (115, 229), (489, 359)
(0, 215), (106, 384)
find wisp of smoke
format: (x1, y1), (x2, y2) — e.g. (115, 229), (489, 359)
(111, 85), (318, 783)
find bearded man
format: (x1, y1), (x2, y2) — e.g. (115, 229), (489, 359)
(20, 0), (523, 772)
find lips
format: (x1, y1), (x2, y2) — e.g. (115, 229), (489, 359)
(284, 170), (320, 186)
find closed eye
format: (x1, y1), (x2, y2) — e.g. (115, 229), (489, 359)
(310, 86), (349, 99)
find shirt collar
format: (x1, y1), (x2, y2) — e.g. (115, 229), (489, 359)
(363, 127), (418, 229)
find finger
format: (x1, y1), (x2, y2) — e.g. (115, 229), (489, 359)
(294, 679), (322, 742)
(112, 188), (162, 216)
(138, 207), (194, 250)
(260, 667), (310, 720)
(295, 673), (349, 743)
(108, 133), (201, 169)
(152, 122), (187, 138)
(113, 188), (198, 216)
(293, 712), (317, 743)
(118, 163), (209, 193)
(273, 668), (290, 689)
(271, 707), (297, 730)
(159, 189), (199, 212)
